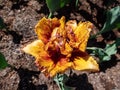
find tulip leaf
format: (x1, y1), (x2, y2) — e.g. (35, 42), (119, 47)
(0, 52), (8, 69)
(87, 47), (111, 62)
(87, 38), (119, 62)
(54, 74), (72, 90)
(46, 0), (72, 13)
(116, 38), (120, 47)
(116, 23), (120, 28)
(98, 6), (120, 34)
(104, 42), (117, 59)
(75, 0), (79, 7)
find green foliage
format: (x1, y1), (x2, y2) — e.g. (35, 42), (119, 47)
(75, 0), (79, 8)
(87, 38), (120, 62)
(54, 74), (72, 90)
(0, 17), (6, 29)
(0, 52), (8, 69)
(89, 6), (120, 62)
(46, 0), (79, 18)
(116, 38), (120, 47)
(116, 23), (120, 28)
(98, 6), (120, 34)
(46, 0), (72, 13)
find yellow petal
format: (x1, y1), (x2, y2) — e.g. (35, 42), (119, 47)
(49, 58), (72, 77)
(74, 22), (93, 51)
(35, 54), (54, 73)
(35, 17), (60, 43)
(59, 16), (65, 29)
(65, 20), (77, 48)
(22, 40), (44, 57)
(72, 56), (99, 72)
(66, 20), (77, 32)
(60, 42), (73, 57)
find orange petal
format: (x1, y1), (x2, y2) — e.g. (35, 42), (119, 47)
(59, 16), (65, 29)
(49, 58), (72, 77)
(72, 56), (99, 72)
(35, 53), (54, 73)
(65, 20), (77, 48)
(35, 17), (60, 43)
(74, 22), (93, 51)
(66, 20), (77, 32)
(22, 40), (44, 57)
(60, 42), (73, 57)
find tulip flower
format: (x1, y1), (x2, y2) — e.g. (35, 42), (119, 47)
(23, 16), (99, 77)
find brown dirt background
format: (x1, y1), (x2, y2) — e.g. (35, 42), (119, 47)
(0, 0), (120, 90)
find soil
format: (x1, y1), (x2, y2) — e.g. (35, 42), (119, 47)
(0, 0), (120, 90)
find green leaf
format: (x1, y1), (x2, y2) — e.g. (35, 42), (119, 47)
(116, 23), (120, 28)
(75, 0), (79, 8)
(60, 0), (70, 8)
(54, 74), (72, 90)
(0, 17), (6, 29)
(87, 38), (119, 62)
(116, 38), (120, 47)
(46, 0), (72, 13)
(87, 47), (110, 62)
(0, 52), (8, 69)
(104, 43), (117, 56)
(98, 6), (120, 34)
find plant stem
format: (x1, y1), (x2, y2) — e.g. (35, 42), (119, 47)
(48, 12), (53, 18)
(54, 74), (72, 90)
(54, 74), (62, 90)
(75, 0), (78, 8)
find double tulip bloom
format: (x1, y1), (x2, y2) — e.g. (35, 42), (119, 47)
(23, 16), (99, 77)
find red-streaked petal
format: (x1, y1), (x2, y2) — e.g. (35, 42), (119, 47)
(49, 58), (72, 77)
(74, 22), (93, 51)
(35, 17), (60, 43)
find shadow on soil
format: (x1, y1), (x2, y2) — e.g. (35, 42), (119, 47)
(79, 0), (105, 29)
(3, 31), (23, 44)
(11, 67), (47, 90)
(36, 0), (49, 15)
(6, 31), (23, 44)
(66, 73), (94, 90)
(102, 0), (120, 6)
(11, 0), (29, 10)
(99, 55), (120, 72)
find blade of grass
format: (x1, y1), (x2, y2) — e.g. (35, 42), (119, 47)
(0, 17), (6, 29)
(0, 52), (8, 69)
